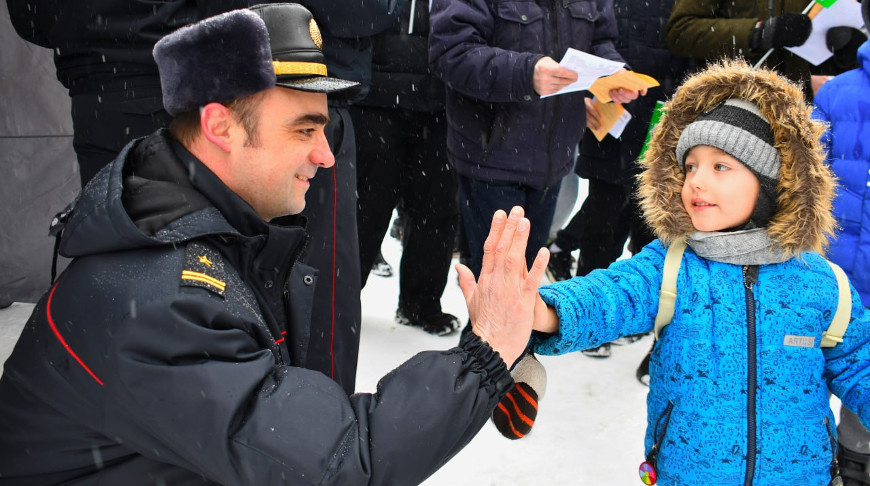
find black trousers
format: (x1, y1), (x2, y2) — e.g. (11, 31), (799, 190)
(70, 86), (171, 186)
(351, 106), (458, 315)
(554, 178), (631, 276)
(301, 107), (362, 395)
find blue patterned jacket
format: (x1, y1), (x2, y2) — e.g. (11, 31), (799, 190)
(536, 240), (870, 484)
(533, 61), (870, 484)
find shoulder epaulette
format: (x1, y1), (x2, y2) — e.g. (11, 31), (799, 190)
(180, 242), (228, 298)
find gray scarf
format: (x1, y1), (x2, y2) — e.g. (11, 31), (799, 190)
(687, 228), (789, 265)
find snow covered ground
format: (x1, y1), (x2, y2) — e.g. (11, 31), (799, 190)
(0, 214), (843, 485)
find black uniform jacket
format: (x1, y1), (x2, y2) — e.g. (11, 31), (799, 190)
(0, 130), (512, 485)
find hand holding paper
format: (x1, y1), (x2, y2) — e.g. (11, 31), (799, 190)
(540, 48), (659, 100)
(589, 70), (658, 103)
(533, 57), (580, 96)
(587, 98), (632, 142)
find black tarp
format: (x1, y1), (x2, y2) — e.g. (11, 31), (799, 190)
(1, 3), (79, 305)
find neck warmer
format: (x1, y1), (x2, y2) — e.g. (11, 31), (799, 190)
(686, 228), (790, 265)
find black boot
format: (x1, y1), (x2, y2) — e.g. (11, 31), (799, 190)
(839, 447), (870, 486)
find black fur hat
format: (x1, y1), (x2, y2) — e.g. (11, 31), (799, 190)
(153, 4), (358, 116)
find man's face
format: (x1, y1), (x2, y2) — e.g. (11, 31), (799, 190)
(228, 86), (334, 220)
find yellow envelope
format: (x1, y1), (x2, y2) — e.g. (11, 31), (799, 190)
(589, 71), (660, 103)
(589, 99), (625, 142)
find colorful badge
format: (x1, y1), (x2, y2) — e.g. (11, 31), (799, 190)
(638, 461), (657, 485)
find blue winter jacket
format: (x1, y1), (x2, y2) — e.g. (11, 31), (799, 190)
(813, 40), (870, 307)
(429, 0), (623, 190)
(535, 240), (870, 484)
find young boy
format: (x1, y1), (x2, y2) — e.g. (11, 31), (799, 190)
(529, 60), (870, 484)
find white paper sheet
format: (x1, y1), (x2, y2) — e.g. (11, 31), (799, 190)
(540, 48), (624, 98)
(786, 0), (865, 66)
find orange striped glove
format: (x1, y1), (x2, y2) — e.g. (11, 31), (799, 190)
(492, 353), (546, 439)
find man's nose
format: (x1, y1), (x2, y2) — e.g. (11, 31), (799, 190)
(311, 134), (335, 168)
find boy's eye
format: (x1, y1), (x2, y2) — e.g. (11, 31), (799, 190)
(714, 163), (729, 171)
(685, 163), (696, 172)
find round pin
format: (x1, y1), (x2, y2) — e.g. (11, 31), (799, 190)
(638, 461), (657, 485)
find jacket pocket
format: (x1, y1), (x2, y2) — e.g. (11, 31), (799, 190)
(563, 0), (599, 50)
(565, 0), (599, 22)
(492, 1), (545, 52)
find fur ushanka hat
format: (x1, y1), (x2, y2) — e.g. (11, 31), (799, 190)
(638, 59), (838, 257)
(153, 4), (358, 116)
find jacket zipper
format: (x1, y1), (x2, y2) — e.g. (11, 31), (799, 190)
(826, 416), (844, 484)
(644, 401), (675, 470)
(545, 0), (562, 188)
(743, 265), (759, 485)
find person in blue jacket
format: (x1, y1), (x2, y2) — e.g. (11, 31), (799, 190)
(813, 4), (870, 483)
(529, 59), (870, 484)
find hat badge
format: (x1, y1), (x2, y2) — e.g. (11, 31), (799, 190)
(309, 18), (322, 49)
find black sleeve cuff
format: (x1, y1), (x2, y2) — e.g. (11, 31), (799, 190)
(458, 332), (514, 397)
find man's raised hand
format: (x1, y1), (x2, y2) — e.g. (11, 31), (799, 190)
(456, 207), (549, 368)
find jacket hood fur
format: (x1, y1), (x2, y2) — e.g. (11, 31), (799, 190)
(638, 59), (837, 257)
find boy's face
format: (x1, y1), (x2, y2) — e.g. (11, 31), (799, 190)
(681, 145), (761, 232)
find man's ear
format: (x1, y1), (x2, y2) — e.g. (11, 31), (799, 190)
(200, 102), (234, 152)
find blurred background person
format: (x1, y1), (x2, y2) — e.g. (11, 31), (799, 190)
(352, 0), (461, 336)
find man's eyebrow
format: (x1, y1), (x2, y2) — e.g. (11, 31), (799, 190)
(288, 113), (330, 127)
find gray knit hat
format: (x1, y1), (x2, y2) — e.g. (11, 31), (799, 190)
(676, 98), (780, 227)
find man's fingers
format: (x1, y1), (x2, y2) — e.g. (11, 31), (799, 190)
(456, 263), (477, 306)
(480, 209), (507, 276)
(526, 247), (550, 290)
(494, 207), (523, 272)
(507, 217), (531, 276)
(554, 67), (578, 82)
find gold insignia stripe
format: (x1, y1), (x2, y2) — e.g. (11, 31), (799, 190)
(273, 61), (327, 77)
(181, 270), (226, 291)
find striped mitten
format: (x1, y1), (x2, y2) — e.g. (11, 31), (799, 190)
(492, 353), (547, 439)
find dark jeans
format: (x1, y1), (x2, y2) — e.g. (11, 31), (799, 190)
(351, 106), (458, 315)
(70, 86), (171, 186)
(458, 175), (559, 278)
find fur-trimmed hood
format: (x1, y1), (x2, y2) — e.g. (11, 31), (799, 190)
(638, 59), (837, 257)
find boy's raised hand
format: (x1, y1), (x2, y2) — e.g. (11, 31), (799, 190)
(456, 207), (550, 368)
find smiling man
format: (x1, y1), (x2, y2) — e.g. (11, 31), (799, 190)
(0, 5), (547, 485)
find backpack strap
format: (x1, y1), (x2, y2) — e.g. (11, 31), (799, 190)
(820, 259), (852, 348)
(654, 239), (687, 340)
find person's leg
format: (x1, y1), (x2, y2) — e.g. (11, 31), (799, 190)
(398, 110), (458, 317)
(458, 176), (558, 279)
(575, 178), (630, 276)
(350, 106), (403, 288)
(549, 171), (579, 241)
(70, 87), (171, 187)
(301, 107), (361, 395)
(838, 407), (870, 485)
